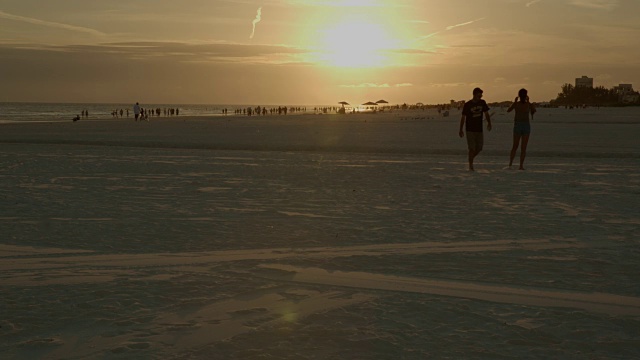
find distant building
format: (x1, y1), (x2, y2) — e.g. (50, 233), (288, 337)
(613, 84), (639, 103)
(575, 76), (594, 88)
(614, 84), (634, 93)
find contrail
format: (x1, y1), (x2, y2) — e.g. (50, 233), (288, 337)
(419, 31), (441, 40)
(0, 10), (105, 37)
(419, 17), (484, 41)
(249, 7), (262, 39)
(445, 18), (485, 31)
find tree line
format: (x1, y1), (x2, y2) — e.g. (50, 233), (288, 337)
(551, 83), (638, 106)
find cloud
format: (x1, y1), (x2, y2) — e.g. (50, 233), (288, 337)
(389, 48), (438, 55)
(250, 7), (262, 39)
(567, 0), (619, 10)
(526, 0), (543, 7)
(0, 41), (308, 65)
(0, 10), (105, 37)
(338, 83), (413, 88)
(284, 0), (388, 7)
(339, 83), (414, 89)
(428, 82), (472, 88)
(339, 83), (389, 88)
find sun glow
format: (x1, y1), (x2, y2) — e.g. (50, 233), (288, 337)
(312, 19), (399, 68)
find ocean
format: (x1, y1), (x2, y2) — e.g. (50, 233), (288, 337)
(0, 102), (325, 123)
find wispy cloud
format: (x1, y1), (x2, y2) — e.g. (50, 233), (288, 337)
(428, 82), (472, 88)
(340, 83), (390, 88)
(0, 10), (105, 37)
(568, 0), (619, 10)
(0, 41), (308, 65)
(526, 0), (543, 7)
(389, 48), (438, 55)
(339, 83), (413, 88)
(285, 0), (388, 7)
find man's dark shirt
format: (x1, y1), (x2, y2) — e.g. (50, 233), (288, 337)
(462, 100), (490, 132)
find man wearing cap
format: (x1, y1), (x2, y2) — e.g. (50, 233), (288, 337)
(459, 88), (492, 171)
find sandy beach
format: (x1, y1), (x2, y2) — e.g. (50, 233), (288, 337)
(1, 107), (640, 359)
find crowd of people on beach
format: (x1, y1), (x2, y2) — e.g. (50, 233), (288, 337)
(71, 90), (535, 172)
(230, 106), (309, 116)
(115, 106), (180, 120)
(73, 107), (181, 121)
(74, 103), (464, 122)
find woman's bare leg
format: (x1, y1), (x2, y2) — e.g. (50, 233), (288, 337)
(509, 133), (521, 168)
(519, 135), (530, 170)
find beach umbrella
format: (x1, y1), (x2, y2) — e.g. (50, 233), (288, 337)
(362, 102), (378, 106)
(338, 101), (350, 106)
(375, 99), (389, 104)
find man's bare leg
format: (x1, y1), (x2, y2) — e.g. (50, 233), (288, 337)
(468, 150), (477, 171)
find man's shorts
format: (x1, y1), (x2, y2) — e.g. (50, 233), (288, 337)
(466, 131), (484, 152)
(513, 122), (531, 136)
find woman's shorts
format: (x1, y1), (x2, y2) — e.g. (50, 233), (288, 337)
(514, 122), (531, 136)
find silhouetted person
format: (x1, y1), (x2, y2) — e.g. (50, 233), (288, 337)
(459, 88), (492, 171)
(507, 88), (536, 170)
(134, 102), (141, 121)
(72, 114), (80, 122)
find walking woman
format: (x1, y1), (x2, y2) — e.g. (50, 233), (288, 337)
(507, 89), (536, 170)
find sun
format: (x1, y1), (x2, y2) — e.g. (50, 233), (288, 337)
(312, 19), (398, 68)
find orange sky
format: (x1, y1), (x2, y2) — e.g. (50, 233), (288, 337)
(1, 0), (639, 104)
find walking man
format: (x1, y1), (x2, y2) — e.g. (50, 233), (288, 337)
(459, 88), (492, 171)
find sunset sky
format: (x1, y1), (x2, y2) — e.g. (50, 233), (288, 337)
(1, 0), (639, 105)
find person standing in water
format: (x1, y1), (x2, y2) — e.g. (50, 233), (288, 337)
(507, 88), (536, 170)
(459, 87), (492, 171)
